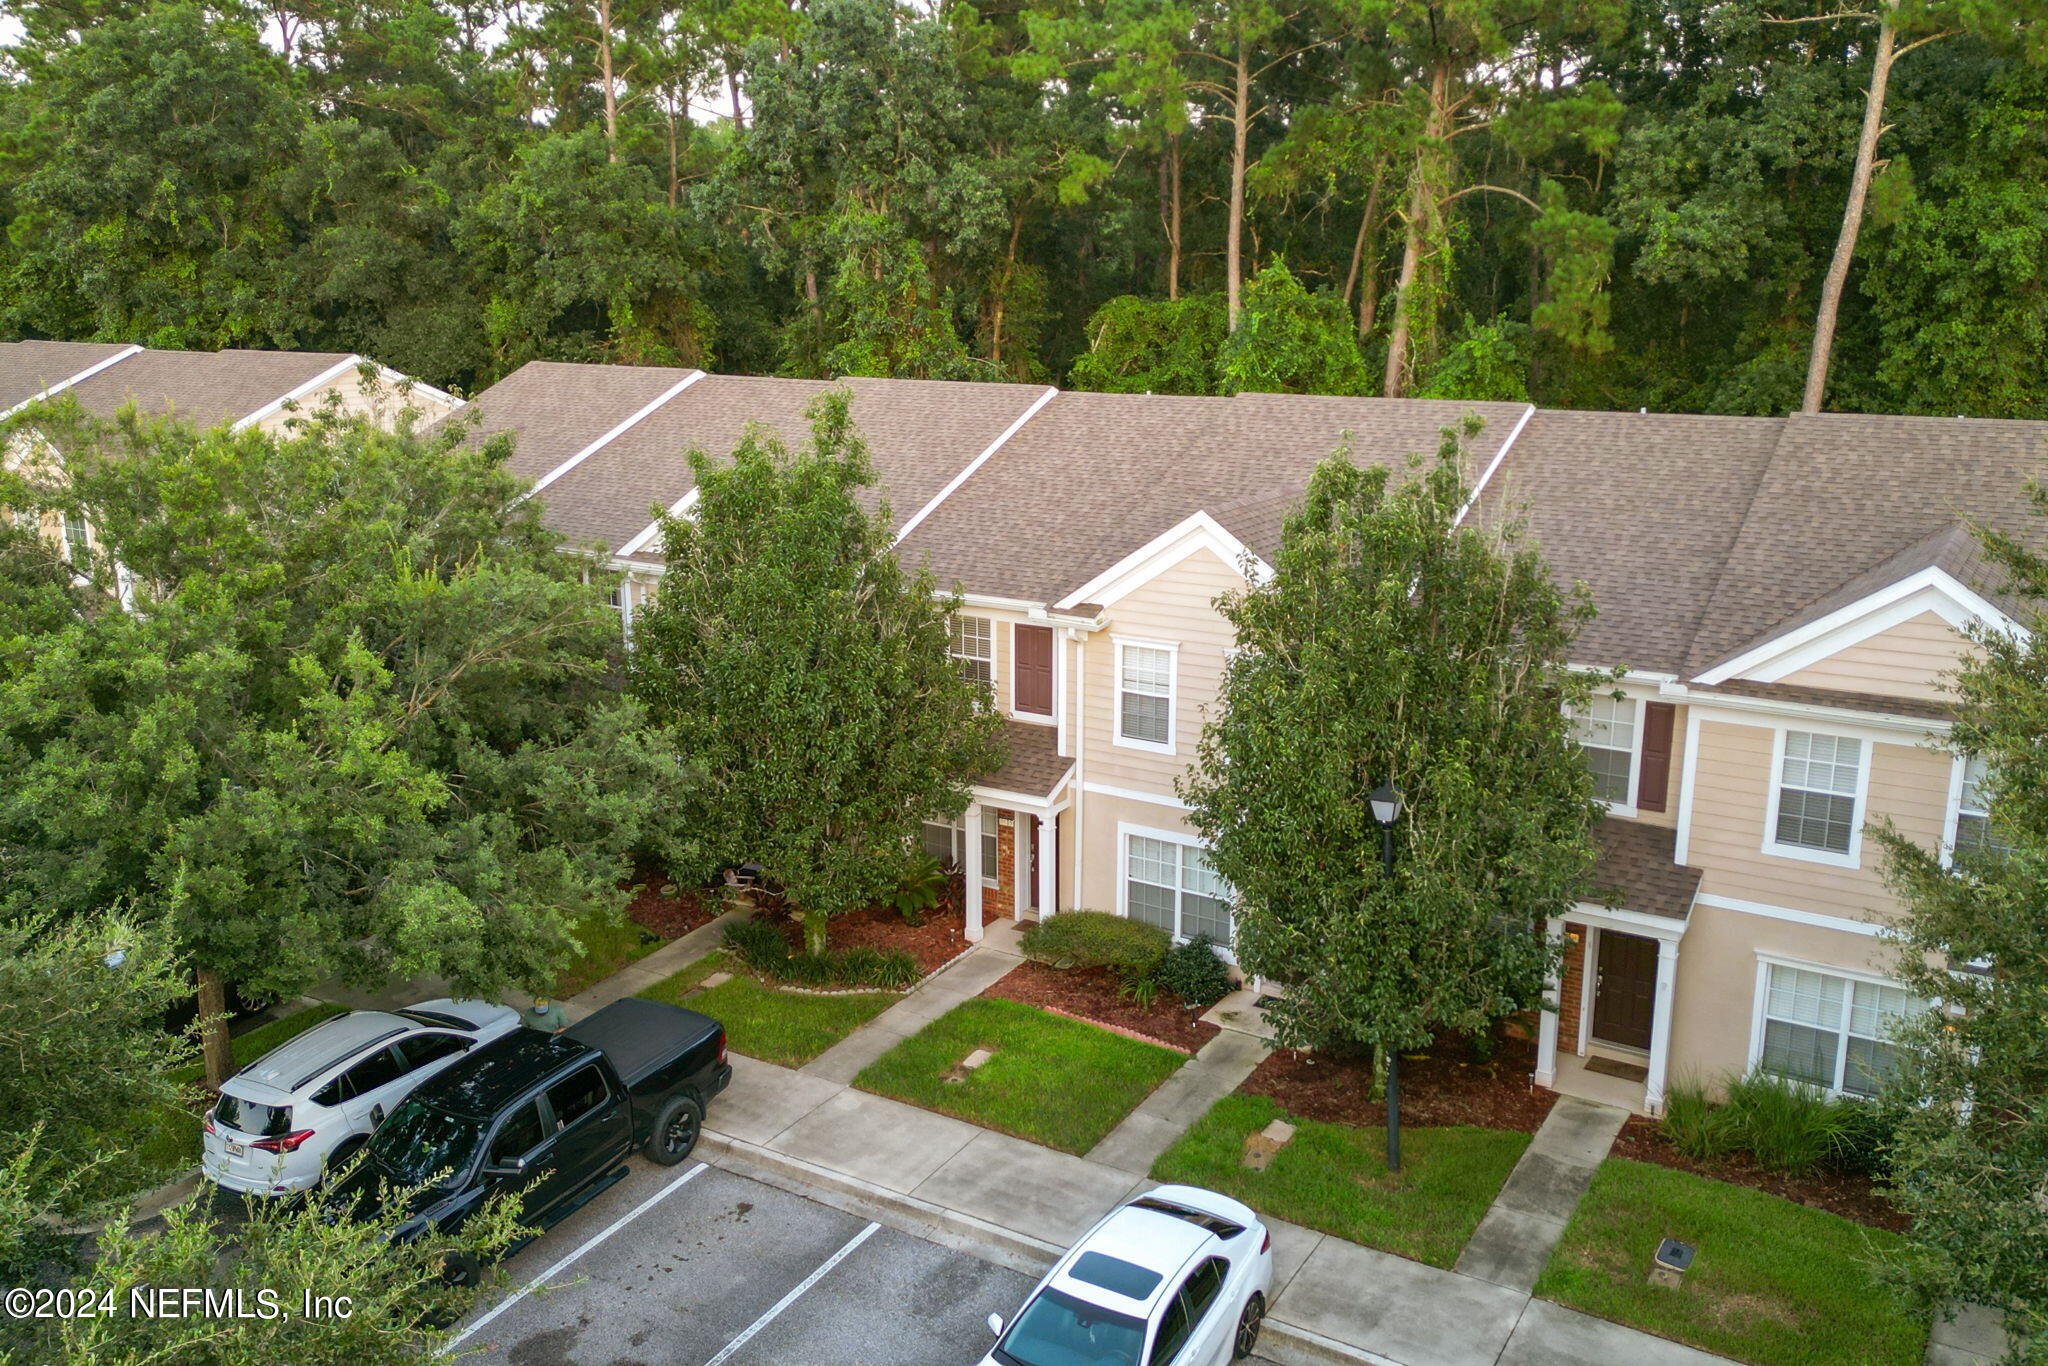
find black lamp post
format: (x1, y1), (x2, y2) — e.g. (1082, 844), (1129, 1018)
(1367, 781), (1404, 1173)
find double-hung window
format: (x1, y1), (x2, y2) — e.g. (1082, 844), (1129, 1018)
(1116, 642), (1174, 750)
(951, 615), (994, 690)
(1953, 755), (2014, 861)
(1573, 694), (1638, 806)
(1756, 963), (1923, 1097)
(1124, 832), (1232, 946)
(918, 811), (999, 884)
(1771, 731), (1864, 859)
(62, 512), (89, 564)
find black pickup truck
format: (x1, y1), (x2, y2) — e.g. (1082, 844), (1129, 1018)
(334, 998), (729, 1274)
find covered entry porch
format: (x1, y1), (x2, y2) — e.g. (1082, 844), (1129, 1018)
(957, 720), (1075, 943)
(1535, 820), (1702, 1114)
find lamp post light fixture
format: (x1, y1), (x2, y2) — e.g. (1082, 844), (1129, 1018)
(1367, 781), (1404, 1173)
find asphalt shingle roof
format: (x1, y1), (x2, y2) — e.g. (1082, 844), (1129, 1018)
(60, 349), (354, 430)
(980, 721), (1073, 801)
(896, 391), (1529, 603)
(1588, 819), (1701, 921)
(0, 341), (135, 413)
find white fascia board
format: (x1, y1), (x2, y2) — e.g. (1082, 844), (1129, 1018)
(1053, 511), (1270, 613)
(1667, 687), (1949, 741)
(1695, 566), (2025, 686)
(0, 344), (144, 422)
(1451, 402), (1537, 529)
(231, 354), (365, 432)
(616, 488), (701, 559)
(517, 370), (706, 505)
(891, 385), (1058, 547)
(370, 363), (460, 412)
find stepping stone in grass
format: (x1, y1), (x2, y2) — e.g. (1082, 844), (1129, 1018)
(1241, 1119), (1296, 1171)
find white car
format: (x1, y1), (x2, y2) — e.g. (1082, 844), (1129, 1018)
(981, 1186), (1274, 1366)
(202, 999), (521, 1196)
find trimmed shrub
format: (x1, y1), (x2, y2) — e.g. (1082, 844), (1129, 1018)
(1826, 1099), (1897, 1178)
(1020, 911), (1170, 980)
(1719, 1071), (1848, 1173)
(1659, 1077), (1737, 1162)
(1154, 936), (1233, 1009)
(721, 918), (918, 990)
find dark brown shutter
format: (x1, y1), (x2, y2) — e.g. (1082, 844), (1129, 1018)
(1638, 702), (1676, 812)
(1014, 625), (1055, 716)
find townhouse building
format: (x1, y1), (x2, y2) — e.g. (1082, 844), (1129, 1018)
(0, 339), (459, 570)
(448, 363), (2045, 1117)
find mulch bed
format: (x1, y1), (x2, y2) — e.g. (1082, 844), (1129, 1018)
(1243, 1032), (1558, 1134)
(1611, 1116), (1906, 1231)
(754, 875), (975, 977)
(982, 960), (1222, 1054)
(623, 874), (723, 939)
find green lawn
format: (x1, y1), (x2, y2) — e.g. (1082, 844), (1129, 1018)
(1150, 1093), (1529, 1268)
(854, 997), (1185, 1154)
(638, 952), (899, 1068)
(1534, 1158), (1927, 1366)
(553, 907), (668, 997)
(138, 1002), (353, 1173)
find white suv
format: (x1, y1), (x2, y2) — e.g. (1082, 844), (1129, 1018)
(202, 999), (521, 1196)
(981, 1186), (1274, 1366)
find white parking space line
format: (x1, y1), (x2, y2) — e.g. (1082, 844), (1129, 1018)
(701, 1221), (882, 1366)
(445, 1162), (709, 1354)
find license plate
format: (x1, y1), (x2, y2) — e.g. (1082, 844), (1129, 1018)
(225, 1141), (245, 1156)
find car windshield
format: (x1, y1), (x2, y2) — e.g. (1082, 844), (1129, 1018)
(995, 1287), (1145, 1366)
(368, 1099), (484, 1185)
(213, 1092), (290, 1138)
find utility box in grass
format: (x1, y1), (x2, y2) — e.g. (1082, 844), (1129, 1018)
(1649, 1237), (1696, 1289)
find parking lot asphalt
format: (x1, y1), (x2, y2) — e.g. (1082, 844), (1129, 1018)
(450, 1157), (1280, 1366)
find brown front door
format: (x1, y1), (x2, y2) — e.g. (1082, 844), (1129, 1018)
(1014, 625), (1054, 716)
(1591, 930), (1657, 1051)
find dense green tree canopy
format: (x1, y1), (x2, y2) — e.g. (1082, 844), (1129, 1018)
(1874, 493), (2048, 1356)
(1180, 430), (1602, 1057)
(0, 0), (2040, 409)
(629, 391), (1006, 954)
(0, 400), (680, 1081)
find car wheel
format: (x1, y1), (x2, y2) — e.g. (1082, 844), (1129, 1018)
(645, 1095), (703, 1165)
(1233, 1292), (1265, 1360)
(323, 1137), (367, 1182)
(438, 1250), (483, 1289)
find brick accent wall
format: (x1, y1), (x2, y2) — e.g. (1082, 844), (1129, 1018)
(1558, 923), (1588, 1053)
(989, 811), (1017, 919)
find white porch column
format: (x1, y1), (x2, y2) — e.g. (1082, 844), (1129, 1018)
(963, 802), (985, 943)
(1645, 935), (1681, 1114)
(1535, 916), (1564, 1089)
(1036, 814), (1058, 917)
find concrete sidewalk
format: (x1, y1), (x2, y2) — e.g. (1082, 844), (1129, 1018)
(1454, 1097), (1629, 1293)
(799, 917), (1029, 1084)
(1087, 1027), (1271, 1174)
(699, 1051), (1738, 1366)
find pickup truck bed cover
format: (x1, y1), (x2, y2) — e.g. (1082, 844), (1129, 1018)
(566, 997), (719, 1090)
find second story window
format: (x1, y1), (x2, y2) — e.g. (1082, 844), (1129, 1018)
(1773, 731), (1863, 858)
(951, 615), (994, 689)
(62, 512), (90, 563)
(1573, 695), (1637, 805)
(1116, 642), (1175, 750)
(1954, 755), (2014, 860)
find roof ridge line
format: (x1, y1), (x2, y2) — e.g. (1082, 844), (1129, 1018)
(0, 343), (144, 422)
(517, 369), (706, 504)
(891, 385), (1060, 548)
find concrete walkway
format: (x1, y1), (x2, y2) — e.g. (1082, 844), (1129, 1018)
(564, 908), (748, 1016)
(799, 917), (1030, 1084)
(1086, 1027), (1271, 1174)
(1454, 1096), (1629, 1293)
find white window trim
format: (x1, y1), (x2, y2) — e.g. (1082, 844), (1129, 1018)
(1572, 694), (1643, 817)
(1760, 727), (1870, 869)
(1940, 752), (1970, 868)
(1112, 636), (1178, 756)
(952, 613), (996, 692)
(979, 808), (1000, 889)
(1115, 821), (1236, 957)
(1746, 954), (1917, 1099)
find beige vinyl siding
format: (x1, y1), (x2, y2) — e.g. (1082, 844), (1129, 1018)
(1665, 901), (1910, 1088)
(1777, 611), (1977, 702)
(1082, 546), (1245, 796)
(1075, 788), (1204, 915)
(249, 368), (460, 436)
(1684, 717), (1950, 924)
